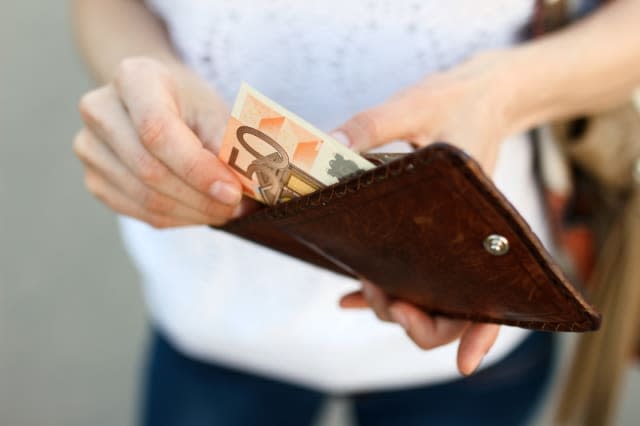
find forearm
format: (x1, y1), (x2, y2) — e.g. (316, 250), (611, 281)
(501, 0), (640, 134)
(71, 0), (183, 83)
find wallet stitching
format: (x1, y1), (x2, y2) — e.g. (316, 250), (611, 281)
(227, 157), (432, 228)
(435, 156), (594, 327)
(444, 152), (599, 329)
(227, 155), (423, 225)
(269, 166), (436, 228)
(423, 308), (591, 332)
(223, 144), (598, 331)
(227, 147), (595, 328)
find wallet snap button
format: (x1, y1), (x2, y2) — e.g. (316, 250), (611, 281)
(484, 234), (509, 256)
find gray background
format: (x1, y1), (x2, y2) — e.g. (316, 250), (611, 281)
(1, 2), (638, 425)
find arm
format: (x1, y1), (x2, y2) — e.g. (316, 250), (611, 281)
(336, 0), (640, 375)
(72, 0), (180, 83)
(71, 0), (248, 228)
(335, 0), (640, 168)
(505, 0), (640, 133)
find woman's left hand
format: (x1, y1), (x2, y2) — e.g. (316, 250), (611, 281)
(340, 282), (500, 376)
(334, 51), (513, 375)
(333, 50), (515, 174)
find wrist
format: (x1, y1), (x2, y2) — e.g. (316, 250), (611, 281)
(456, 49), (523, 143)
(460, 48), (540, 138)
(494, 44), (562, 136)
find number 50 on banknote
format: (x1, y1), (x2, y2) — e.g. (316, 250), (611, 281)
(218, 84), (374, 205)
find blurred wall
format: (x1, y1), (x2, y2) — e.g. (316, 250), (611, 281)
(1, 2), (146, 425)
(0, 2), (638, 426)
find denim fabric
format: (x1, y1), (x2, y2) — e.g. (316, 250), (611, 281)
(141, 331), (555, 426)
(351, 331), (555, 426)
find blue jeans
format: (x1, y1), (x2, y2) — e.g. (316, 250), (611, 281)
(142, 330), (555, 426)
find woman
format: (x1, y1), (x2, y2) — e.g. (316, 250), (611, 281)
(71, 1), (640, 425)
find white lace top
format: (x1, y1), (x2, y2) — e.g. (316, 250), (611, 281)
(120, 0), (546, 391)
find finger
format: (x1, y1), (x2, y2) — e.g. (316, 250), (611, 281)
(234, 198), (261, 217)
(339, 291), (370, 309)
(74, 129), (226, 225)
(114, 58), (242, 204)
(333, 89), (429, 152)
(457, 323), (501, 376)
(78, 85), (239, 220)
(388, 301), (468, 350)
(83, 165), (190, 229)
(361, 280), (393, 321)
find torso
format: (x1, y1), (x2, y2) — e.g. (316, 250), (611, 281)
(121, 0), (545, 391)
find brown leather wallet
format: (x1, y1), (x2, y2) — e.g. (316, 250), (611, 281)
(218, 143), (601, 332)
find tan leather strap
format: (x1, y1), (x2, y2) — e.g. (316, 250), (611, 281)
(533, 0), (570, 36)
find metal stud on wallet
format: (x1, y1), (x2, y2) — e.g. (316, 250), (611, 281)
(217, 143), (601, 332)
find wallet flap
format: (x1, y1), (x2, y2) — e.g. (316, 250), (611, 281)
(220, 143), (601, 332)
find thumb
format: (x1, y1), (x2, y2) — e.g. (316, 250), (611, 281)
(332, 94), (424, 152)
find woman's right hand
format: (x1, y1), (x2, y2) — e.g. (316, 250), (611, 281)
(74, 57), (248, 228)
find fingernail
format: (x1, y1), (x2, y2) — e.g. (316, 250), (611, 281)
(464, 356), (484, 376)
(389, 305), (409, 330)
(209, 181), (241, 205)
(361, 283), (372, 301)
(330, 130), (352, 147)
(231, 202), (245, 218)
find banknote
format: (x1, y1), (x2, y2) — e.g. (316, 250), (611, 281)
(219, 83), (374, 205)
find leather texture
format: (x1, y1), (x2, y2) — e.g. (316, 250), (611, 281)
(219, 143), (601, 332)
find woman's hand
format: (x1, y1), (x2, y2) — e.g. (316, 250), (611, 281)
(335, 51), (511, 375)
(340, 283), (500, 376)
(333, 50), (513, 174)
(74, 57), (249, 228)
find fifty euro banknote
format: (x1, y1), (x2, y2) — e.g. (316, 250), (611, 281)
(218, 83), (374, 205)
